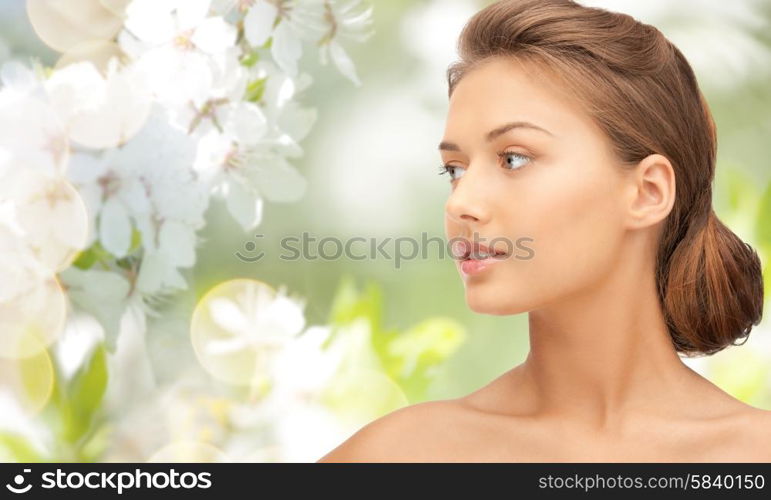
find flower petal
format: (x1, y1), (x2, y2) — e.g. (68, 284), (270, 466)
(99, 197), (132, 258)
(249, 156), (307, 203)
(209, 297), (250, 334)
(329, 40), (361, 86)
(192, 16), (237, 54)
(158, 220), (197, 268)
(271, 20), (302, 77)
(244, 0), (278, 47)
(224, 178), (263, 231)
(175, 0), (212, 32)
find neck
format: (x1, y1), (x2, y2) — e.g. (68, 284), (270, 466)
(517, 239), (700, 431)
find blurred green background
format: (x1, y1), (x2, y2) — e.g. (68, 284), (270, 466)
(188, 0), (771, 405)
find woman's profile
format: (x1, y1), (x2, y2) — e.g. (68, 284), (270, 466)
(317, 0), (769, 462)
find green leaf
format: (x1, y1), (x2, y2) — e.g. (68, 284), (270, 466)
(61, 343), (108, 444)
(318, 318), (408, 423)
(77, 422), (111, 462)
(245, 77), (268, 103)
(324, 277), (466, 403)
(374, 318), (466, 402)
(16, 347), (54, 414)
(327, 276), (382, 332)
(240, 49), (260, 67)
(71, 241), (112, 270)
(0, 432), (45, 462)
(71, 343), (108, 418)
(71, 248), (97, 270)
(263, 36), (273, 50)
(129, 226), (142, 253)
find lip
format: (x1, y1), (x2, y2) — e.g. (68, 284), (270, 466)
(451, 238), (509, 277)
(451, 238), (509, 260)
(459, 256), (503, 276)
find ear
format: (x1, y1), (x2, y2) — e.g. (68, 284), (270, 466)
(624, 153), (676, 229)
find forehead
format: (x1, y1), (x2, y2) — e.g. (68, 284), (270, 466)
(445, 56), (587, 138)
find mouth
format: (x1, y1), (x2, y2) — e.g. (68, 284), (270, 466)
(451, 239), (510, 261)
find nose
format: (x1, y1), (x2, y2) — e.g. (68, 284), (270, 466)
(444, 164), (492, 225)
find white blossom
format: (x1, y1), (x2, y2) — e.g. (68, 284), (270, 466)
(119, 0), (238, 111)
(0, 66), (69, 175)
(67, 104), (208, 295)
(44, 58), (153, 150)
(0, 0), (376, 462)
(301, 0), (374, 86)
(204, 284), (306, 355)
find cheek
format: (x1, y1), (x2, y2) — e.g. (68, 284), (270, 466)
(500, 161), (625, 300)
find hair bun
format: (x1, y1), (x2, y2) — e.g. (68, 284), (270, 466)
(661, 209), (764, 355)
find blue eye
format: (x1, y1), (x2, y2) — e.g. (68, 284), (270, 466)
(438, 151), (532, 183)
(498, 151), (532, 170)
(438, 164), (466, 181)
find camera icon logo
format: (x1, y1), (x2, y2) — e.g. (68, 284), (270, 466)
(234, 234), (265, 263)
(6, 468), (32, 494)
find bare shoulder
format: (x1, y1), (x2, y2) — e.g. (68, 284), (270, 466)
(316, 399), (469, 462)
(718, 405), (771, 461)
(740, 406), (771, 442)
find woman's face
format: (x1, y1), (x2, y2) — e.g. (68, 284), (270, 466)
(441, 56), (631, 315)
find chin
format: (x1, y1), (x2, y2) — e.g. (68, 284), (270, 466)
(464, 288), (526, 315)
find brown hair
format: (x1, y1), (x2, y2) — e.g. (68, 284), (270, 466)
(447, 0), (764, 355)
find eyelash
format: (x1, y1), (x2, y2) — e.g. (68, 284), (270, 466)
(437, 150), (532, 181)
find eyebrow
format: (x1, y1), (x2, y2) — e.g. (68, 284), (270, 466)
(438, 121), (554, 151)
